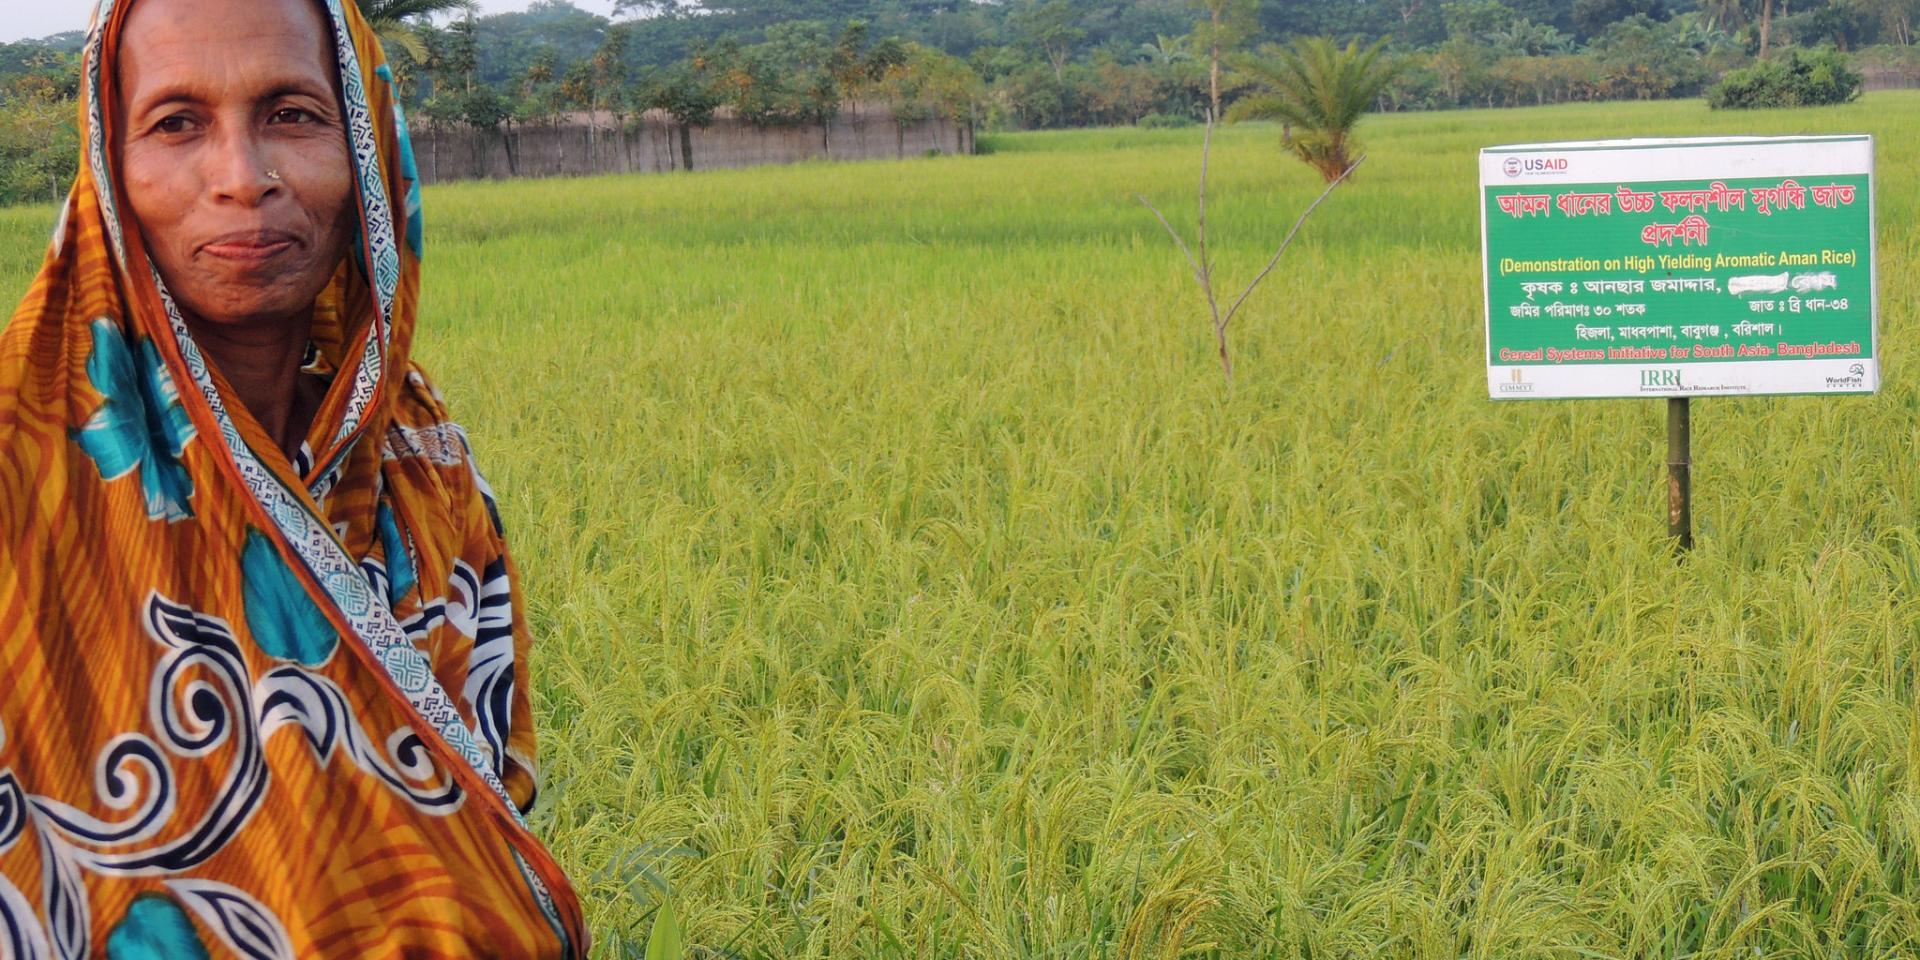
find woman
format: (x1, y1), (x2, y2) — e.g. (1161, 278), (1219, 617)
(0, 0), (586, 955)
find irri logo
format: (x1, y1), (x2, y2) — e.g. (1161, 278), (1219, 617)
(1503, 156), (1570, 178)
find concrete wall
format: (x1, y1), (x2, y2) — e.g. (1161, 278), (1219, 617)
(1863, 66), (1920, 92)
(411, 105), (974, 184)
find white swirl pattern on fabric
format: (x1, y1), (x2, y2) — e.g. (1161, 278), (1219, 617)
(0, 592), (480, 959)
(166, 879), (297, 960)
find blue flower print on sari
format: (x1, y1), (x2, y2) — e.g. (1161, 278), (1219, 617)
(72, 317), (197, 522)
(106, 894), (211, 960)
(377, 501), (417, 604)
(243, 528), (339, 666)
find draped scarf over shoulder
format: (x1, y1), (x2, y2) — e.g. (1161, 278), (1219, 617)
(0, 1), (586, 956)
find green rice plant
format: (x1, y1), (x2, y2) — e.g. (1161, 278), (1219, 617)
(4, 92), (1919, 958)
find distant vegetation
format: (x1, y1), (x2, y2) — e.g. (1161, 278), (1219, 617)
(0, 35), (79, 206)
(1, 0), (1917, 203)
(1708, 45), (1865, 105)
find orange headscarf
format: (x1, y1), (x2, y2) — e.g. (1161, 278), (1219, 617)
(0, 0), (586, 956)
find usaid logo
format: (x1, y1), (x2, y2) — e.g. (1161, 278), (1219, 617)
(1503, 156), (1570, 178)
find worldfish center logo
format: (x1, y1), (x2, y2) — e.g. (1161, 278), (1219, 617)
(1503, 156), (1570, 178)
(1827, 362), (1869, 389)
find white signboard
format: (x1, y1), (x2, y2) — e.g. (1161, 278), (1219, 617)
(1481, 135), (1876, 399)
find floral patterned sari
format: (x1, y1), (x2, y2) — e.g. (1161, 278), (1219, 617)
(0, 1), (587, 956)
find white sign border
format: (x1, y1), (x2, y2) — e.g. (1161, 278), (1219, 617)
(1480, 135), (1878, 401)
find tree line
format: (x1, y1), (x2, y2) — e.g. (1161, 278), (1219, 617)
(1, 0), (1916, 202)
(413, 0), (1916, 125)
(398, 12), (985, 174)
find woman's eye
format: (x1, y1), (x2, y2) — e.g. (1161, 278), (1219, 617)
(154, 115), (193, 134)
(269, 108), (314, 125)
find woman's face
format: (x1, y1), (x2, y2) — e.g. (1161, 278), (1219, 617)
(114, 0), (354, 330)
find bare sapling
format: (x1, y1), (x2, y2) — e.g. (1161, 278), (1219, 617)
(1139, 113), (1362, 385)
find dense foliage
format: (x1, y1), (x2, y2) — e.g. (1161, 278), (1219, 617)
(0, 38), (78, 207)
(1707, 45), (1865, 105)
(0, 0), (1916, 200)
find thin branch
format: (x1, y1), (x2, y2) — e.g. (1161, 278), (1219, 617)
(1219, 154), (1366, 332)
(1197, 112), (1227, 381)
(1137, 111), (1228, 333)
(1138, 195), (1208, 294)
(1195, 108), (1215, 301)
(1139, 102), (1359, 387)
(1140, 111), (1231, 382)
(1140, 185), (1231, 382)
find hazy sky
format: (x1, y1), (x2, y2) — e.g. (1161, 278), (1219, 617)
(2, 0), (625, 43)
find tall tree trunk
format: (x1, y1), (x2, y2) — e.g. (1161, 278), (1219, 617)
(1760, 0), (1775, 54)
(679, 122), (694, 172)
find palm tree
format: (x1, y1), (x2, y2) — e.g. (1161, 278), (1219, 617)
(1698, 0), (1747, 33)
(1670, 12), (1738, 55)
(1488, 19), (1574, 56)
(1225, 37), (1399, 183)
(354, 0), (473, 64)
(1137, 34), (1193, 67)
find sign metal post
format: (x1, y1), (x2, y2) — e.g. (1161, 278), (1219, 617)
(1668, 397), (1691, 553)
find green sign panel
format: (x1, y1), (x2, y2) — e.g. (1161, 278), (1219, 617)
(1481, 136), (1876, 399)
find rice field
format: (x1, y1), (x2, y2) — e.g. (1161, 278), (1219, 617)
(7, 93), (1920, 958)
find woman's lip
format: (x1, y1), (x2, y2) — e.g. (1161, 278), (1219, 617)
(199, 232), (298, 261)
(202, 241), (293, 261)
